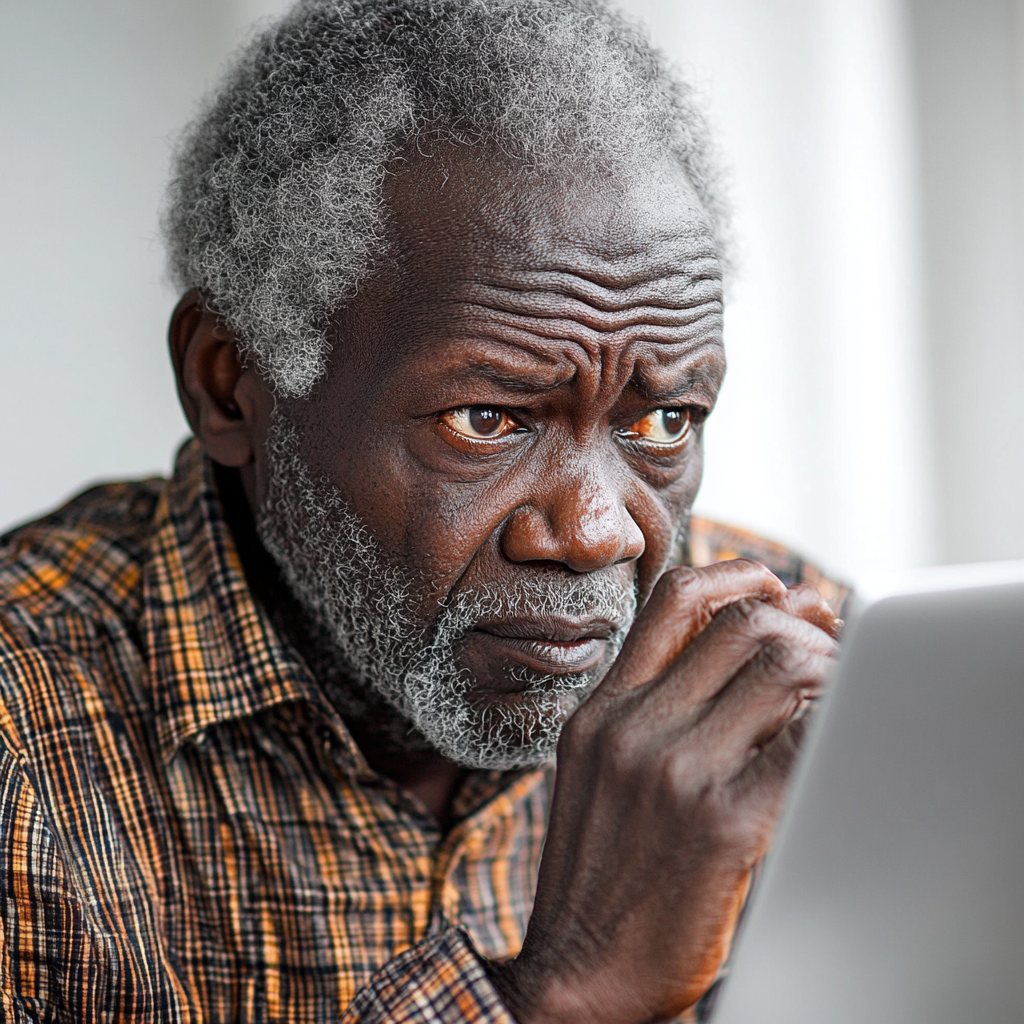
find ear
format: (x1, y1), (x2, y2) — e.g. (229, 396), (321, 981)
(168, 291), (267, 468)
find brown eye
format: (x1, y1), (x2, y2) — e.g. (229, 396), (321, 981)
(618, 408), (692, 446)
(442, 406), (521, 440)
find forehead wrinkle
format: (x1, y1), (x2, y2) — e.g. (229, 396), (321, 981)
(452, 300), (724, 352)
(432, 239), (722, 328)
(461, 326), (722, 408)
(631, 346), (726, 401)
(531, 264), (722, 306)
(634, 348), (724, 387)
(465, 287), (722, 335)
(527, 224), (722, 293)
(416, 295), (724, 399)
(472, 235), (722, 300)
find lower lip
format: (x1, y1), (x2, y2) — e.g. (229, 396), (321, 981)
(472, 632), (607, 675)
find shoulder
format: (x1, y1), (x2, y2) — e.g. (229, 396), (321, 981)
(686, 515), (851, 616)
(0, 478), (165, 750)
(0, 478), (163, 624)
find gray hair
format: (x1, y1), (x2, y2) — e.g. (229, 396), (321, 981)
(163, 0), (727, 397)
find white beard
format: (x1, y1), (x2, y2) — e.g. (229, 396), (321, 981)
(255, 412), (636, 769)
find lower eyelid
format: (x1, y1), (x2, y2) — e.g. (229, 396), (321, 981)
(615, 431), (690, 452)
(438, 419), (521, 446)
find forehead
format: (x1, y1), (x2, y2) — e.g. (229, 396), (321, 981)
(323, 147), (725, 406)
(386, 148), (720, 294)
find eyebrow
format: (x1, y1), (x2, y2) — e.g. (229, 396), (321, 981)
(409, 333), (726, 403)
(450, 366), (569, 393)
(629, 361), (725, 405)
(424, 351), (576, 394)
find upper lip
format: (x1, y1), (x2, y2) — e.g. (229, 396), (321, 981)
(475, 618), (619, 644)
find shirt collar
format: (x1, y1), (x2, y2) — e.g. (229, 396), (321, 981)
(142, 438), (326, 764)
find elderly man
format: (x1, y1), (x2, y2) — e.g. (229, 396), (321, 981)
(0, 1), (846, 1021)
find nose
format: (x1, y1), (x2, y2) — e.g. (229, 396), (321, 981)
(500, 467), (646, 573)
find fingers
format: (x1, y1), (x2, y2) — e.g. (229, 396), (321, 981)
(726, 708), (818, 848)
(694, 622), (833, 778)
(598, 560), (790, 697)
(569, 599), (837, 780)
(650, 598), (837, 714)
(787, 582), (843, 639)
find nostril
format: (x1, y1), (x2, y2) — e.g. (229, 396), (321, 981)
(500, 502), (644, 572)
(500, 507), (563, 565)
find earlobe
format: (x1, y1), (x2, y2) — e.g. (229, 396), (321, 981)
(168, 290), (263, 468)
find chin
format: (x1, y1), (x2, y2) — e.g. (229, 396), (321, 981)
(435, 680), (592, 770)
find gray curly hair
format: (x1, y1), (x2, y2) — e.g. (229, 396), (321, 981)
(163, 0), (726, 398)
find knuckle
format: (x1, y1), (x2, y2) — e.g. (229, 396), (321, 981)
(717, 596), (777, 635)
(731, 558), (785, 592)
(654, 747), (698, 803)
(714, 597), (752, 627)
(657, 565), (701, 600)
(729, 556), (769, 576)
(758, 637), (814, 680)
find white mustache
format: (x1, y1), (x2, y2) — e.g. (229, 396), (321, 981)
(442, 577), (637, 634)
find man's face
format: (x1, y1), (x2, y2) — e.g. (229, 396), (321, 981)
(255, 150), (725, 767)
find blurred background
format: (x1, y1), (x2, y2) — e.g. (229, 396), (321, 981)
(2, 0), (1023, 591)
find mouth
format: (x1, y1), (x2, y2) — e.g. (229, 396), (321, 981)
(471, 617), (619, 676)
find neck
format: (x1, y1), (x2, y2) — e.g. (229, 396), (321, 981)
(214, 462), (467, 826)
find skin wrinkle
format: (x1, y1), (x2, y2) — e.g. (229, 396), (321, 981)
(155, 7), (849, 1017)
(395, 339), (724, 444)
(374, 166), (726, 441)
(385, 305), (725, 417)
(464, 294), (723, 332)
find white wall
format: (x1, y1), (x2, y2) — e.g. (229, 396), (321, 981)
(0, 0), (218, 527)
(2, 0), (1022, 589)
(910, 0), (1024, 564)
(620, 0), (935, 583)
(0, 0), (282, 531)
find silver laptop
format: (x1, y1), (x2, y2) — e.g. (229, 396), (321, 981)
(712, 562), (1024, 1024)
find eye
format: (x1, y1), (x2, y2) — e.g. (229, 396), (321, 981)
(441, 406), (523, 441)
(617, 408), (692, 446)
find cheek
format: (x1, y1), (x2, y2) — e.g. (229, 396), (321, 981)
(299, 403), (517, 608)
(396, 476), (520, 589)
(629, 444), (705, 596)
(331, 447), (516, 608)
(308, 412), (704, 615)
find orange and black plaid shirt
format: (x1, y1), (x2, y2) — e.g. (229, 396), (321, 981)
(0, 440), (847, 1022)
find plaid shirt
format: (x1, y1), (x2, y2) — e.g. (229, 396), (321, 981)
(0, 440), (848, 1023)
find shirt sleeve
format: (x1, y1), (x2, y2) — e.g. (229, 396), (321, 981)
(341, 927), (518, 1024)
(0, 743), (95, 1022)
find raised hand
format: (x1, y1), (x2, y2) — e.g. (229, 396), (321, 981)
(494, 559), (841, 1024)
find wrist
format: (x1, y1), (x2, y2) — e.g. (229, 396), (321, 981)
(485, 955), (644, 1024)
